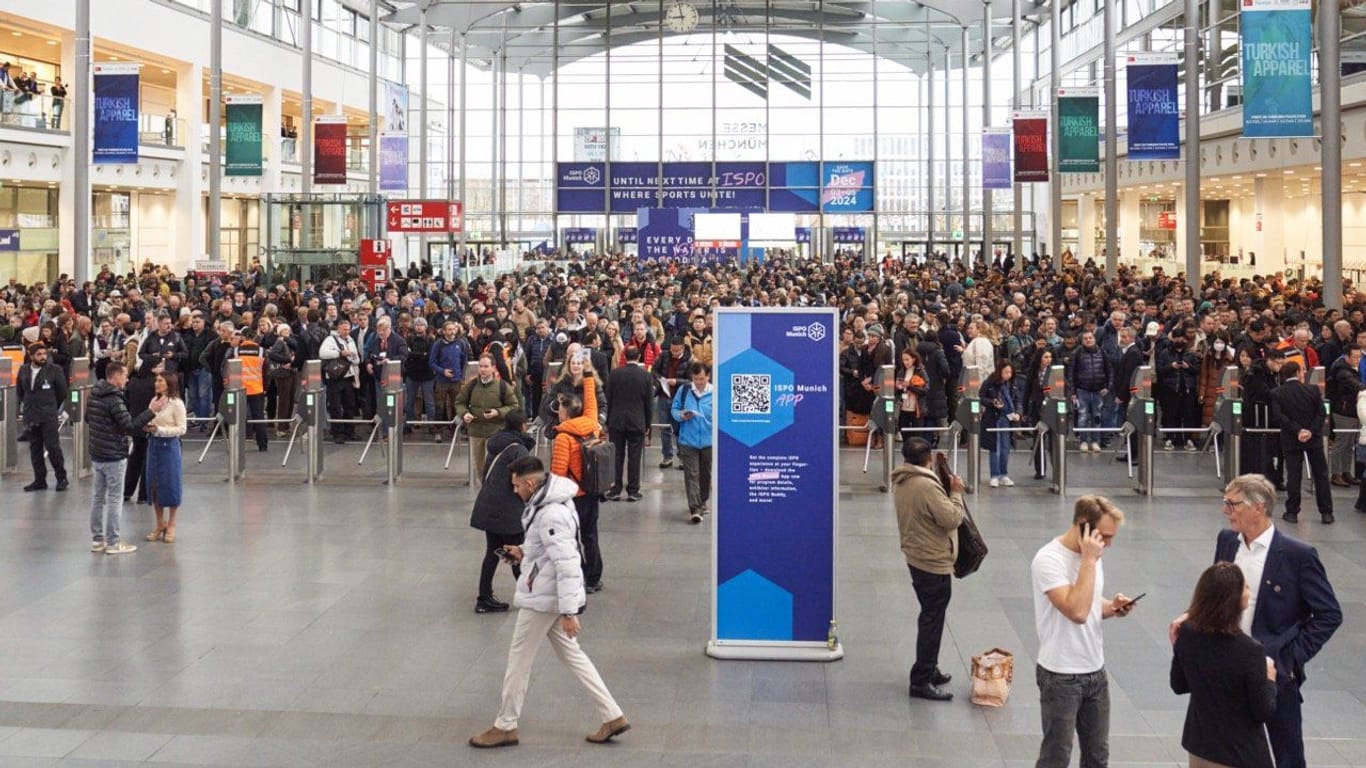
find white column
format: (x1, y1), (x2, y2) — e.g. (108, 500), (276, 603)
(1077, 194), (1097, 262)
(1119, 190), (1141, 265)
(262, 85), (283, 193)
(174, 62), (206, 269)
(1254, 176), (1285, 273)
(59, 29), (78, 276)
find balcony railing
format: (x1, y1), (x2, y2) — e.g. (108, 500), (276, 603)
(0, 92), (67, 132)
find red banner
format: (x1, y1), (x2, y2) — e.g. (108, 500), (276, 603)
(1013, 113), (1049, 183)
(385, 200), (464, 233)
(1157, 211), (1176, 230)
(314, 117), (348, 185)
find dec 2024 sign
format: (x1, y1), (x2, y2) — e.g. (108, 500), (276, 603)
(714, 309), (836, 646)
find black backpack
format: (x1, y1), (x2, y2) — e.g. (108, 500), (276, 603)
(574, 434), (615, 496)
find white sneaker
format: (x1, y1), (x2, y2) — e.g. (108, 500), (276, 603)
(1079, 442), (1091, 453)
(1185, 443), (1199, 452)
(1091, 442), (1102, 452)
(989, 477), (1000, 488)
(90, 541), (105, 553)
(1163, 440), (1174, 451)
(104, 541), (137, 555)
(1000, 476), (1015, 487)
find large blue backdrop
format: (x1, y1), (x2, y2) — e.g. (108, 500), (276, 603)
(557, 161), (874, 214)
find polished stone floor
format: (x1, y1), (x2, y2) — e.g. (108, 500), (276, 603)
(0, 433), (1362, 767)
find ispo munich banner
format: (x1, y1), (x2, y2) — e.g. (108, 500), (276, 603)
(1241, 0), (1313, 137)
(93, 63), (140, 164)
(708, 307), (840, 661)
(225, 95), (263, 176)
(1125, 53), (1180, 160)
(981, 128), (1012, 190)
(1013, 111), (1049, 182)
(556, 161), (874, 214)
(379, 132), (408, 192)
(1058, 88), (1100, 173)
(314, 116), (348, 185)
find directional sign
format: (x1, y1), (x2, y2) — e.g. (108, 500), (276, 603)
(385, 200), (464, 233)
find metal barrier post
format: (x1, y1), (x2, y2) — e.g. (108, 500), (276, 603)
(1213, 366), (1242, 482)
(382, 362), (404, 484)
(0, 357), (17, 475)
(1126, 365), (1158, 496)
(953, 366), (984, 493)
(299, 360), (326, 483)
(1308, 366), (1330, 471)
(876, 364), (895, 492)
(68, 357), (93, 479)
(223, 358), (246, 482)
(1041, 364), (1068, 495)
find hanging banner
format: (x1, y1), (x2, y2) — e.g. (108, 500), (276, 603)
(1241, 0), (1313, 138)
(1013, 111), (1049, 182)
(383, 82), (408, 133)
(1125, 53), (1181, 160)
(92, 63), (140, 164)
(379, 132), (408, 192)
(313, 116), (348, 185)
(981, 128), (1012, 190)
(555, 161), (874, 214)
(1058, 88), (1100, 173)
(708, 307), (841, 662)
(224, 95), (263, 176)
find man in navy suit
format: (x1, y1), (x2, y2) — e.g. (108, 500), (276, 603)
(1172, 473), (1342, 768)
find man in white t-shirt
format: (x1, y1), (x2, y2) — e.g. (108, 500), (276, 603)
(1030, 495), (1138, 768)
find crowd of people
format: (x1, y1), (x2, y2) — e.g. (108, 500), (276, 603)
(0, 248), (1357, 759)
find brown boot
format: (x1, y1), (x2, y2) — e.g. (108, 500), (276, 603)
(585, 715), (630, 744)
(469, 726), (519, 748)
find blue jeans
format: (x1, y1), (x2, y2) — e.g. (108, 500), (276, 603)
(654, 398), (675, 461)
(187, 369), (213, 421)
(404, 379), (436, 426)
(90, 459), (127, 545)
(1075, 390), (1104, 441)
(1098, 393), (1119, 448)
(989, 418), (1011, 478)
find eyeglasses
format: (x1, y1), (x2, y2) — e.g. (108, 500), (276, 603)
(1222, 498), (1248, 509)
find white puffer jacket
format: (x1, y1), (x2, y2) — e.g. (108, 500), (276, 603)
(514, 474), (586, 615)
(1356, 389), (1366, 445)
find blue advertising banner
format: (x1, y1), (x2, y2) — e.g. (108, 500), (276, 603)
(556, 161), (874, 214)
(93, 63), (140, 164)
(831, 227), (865, 244)
(795, 227), (812, 244)
(616, 227), (638, 244)
(1125, 53), (1181, 159)
(379, 132), (408, 192)
(1241, 0), (1313, 138)
(563, 227), (597, 244)
(0, 229), (19, 251)
(981, 128), (1013, 190)
(708, 307), (841, 661)
(637, 208), (703, 259)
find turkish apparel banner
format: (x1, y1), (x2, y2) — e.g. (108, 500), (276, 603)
(1057, 88), (1100, 173)
(93, 63), (140, 164)
(981, 128), (1012, 190)
(1012, 111), (1049, 182)
(224, 95), (263, 176)
(379, 132), (408, 192)
(313, 116), (348, 185)
(1125, 53), (1180, 159)
(709, 307), (840, 661)
(1241, 0), (1313, 137)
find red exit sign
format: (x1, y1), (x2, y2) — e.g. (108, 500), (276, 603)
(386, 200), (464, 233)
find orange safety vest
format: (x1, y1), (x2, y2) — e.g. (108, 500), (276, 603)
(232, 341), (265, 396)
(0, 343), (24, 386)
(1275, 339), (1306, 371)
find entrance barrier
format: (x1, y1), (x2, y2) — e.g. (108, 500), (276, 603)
(0, 357), (17, 475)
(1039, 365), (1069, 494)
(1125, 366), (1158, 495)
(951, 366), (984, 493)
(68, 357), (93, 479)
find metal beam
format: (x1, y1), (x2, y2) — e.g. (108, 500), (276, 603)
(209, 0), (222, 264)
(1103, 0), (1118, 276)
(1184, 0), (1200, 282)
(74, 0), (90, 285)
(1323, 0), (1343, 309)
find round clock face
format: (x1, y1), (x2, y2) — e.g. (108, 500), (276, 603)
(665, 2), (700, 33)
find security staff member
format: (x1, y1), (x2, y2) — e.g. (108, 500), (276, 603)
(1270, 361), (1334, 524)
(18, 343), (70, 491)
(227, 327), (269, 452)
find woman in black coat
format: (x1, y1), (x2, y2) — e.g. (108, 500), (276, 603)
(1171, 562), (1278, 768)
(468, 411), (534, 614)
(1024, 346), (1056, 479)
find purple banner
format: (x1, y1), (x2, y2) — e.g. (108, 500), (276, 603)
(982, 129), (1012, 190)
(379, 133), (408, 192)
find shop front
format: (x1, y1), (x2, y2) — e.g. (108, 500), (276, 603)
(0, 185), (59, 285)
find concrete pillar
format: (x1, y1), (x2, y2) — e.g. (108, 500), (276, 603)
(174, 62), (206, 266)
(262, 86), (283, 193)
(1119, 190), (1142, 265)
(1077, 194), (1097, 262)
(1254, 176), (1285, 273)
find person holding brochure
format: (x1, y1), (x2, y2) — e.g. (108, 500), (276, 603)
(672, 362), (714, 525)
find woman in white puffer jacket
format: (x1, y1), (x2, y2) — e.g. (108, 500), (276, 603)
(1354, 388), (1366, 513)
(470, 458), (630, 750)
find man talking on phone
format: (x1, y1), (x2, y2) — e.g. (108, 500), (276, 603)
(1030, 496), (1137, 768)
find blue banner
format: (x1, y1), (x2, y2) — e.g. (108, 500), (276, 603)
(795, 227), (812, 244)
(556, 161), (874, 214)
(379, 133), (408, 192)
(831, 227), (865, 244)
(709, 308), (840, 660)
(563, 227), (597, 244)
(1125, 53), (1181, 159)
(93, 64), (139, 164)
(616, 227), (638, 244)
(1241, 0), (1313, 138)
(981, 129), (1012, 189)
(0, 229), (18, 251)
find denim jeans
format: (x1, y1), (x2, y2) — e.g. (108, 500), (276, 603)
(404, 378), (436, 426)
(187, 369), (214, 420)
(1036, 665), (1110, 768)
(654, 398), (676, 460)
(90, 459), (127, 545)
(989, 418), (1011, 478)
(1098, 392), (1119, 448)
(1075, 390), (1104, 442)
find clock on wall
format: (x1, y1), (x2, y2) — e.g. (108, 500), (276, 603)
(665, 1), (700, 33)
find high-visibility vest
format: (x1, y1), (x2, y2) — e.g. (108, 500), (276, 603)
(232, 342), (265, 396)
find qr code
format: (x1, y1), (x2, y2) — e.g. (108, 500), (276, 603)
(731, 374), (772, 415)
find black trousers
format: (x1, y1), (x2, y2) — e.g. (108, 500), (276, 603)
(909, 565), (952, 687)
(1266, 679), (1306, 768)
(574, 494), (603, 586)
(246, 393), (268, 449)
(326, 379), (358, 439)
(124, 435), (148, 502)
(478, 531), (524, 600)
(1282, 437), (1333, 517)
(26, 420), (66, 485)
(608, 428), (645, 495)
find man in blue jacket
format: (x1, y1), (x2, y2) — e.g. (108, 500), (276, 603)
(431, 320), (468, 441)
(671, 362), (714, 525)
(1171, 473), (1342, 768)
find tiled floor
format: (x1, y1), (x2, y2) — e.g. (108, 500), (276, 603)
(0, 434), (1362, 767)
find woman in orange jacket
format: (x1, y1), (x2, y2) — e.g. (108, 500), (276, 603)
(549, 370), (605, 592)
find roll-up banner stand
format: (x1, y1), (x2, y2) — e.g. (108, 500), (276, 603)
(708, 307), (841, 662)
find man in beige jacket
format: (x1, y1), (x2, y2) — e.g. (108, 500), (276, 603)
(893, 437), (966, 702)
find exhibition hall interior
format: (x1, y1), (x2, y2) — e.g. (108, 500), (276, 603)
(1, 0), (1365, 766)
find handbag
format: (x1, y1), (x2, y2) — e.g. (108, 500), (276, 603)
(933, 452), (988, 578)
(970, 648), (1015, 707)
(1354, 443), (1366, 464)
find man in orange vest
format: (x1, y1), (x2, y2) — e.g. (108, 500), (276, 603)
(227, 326), (268, 452)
